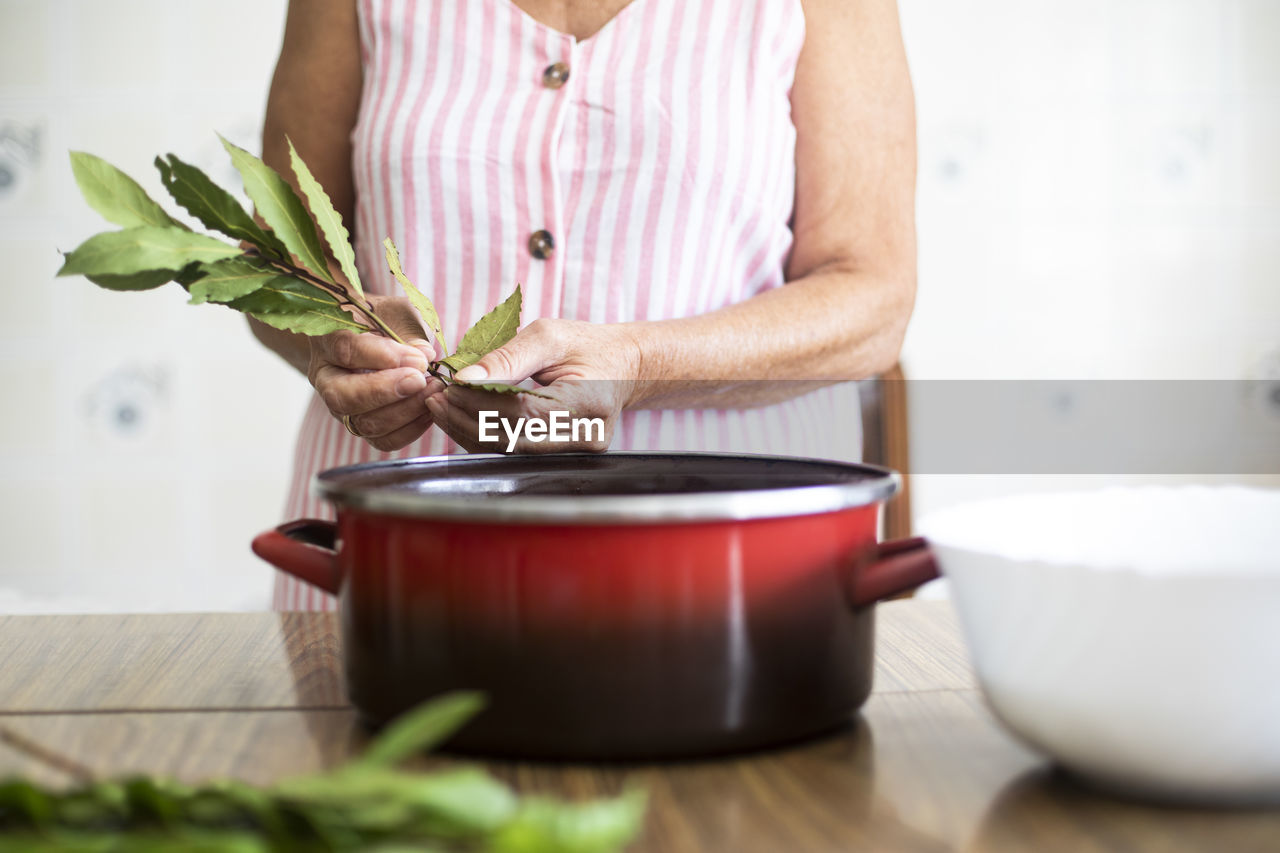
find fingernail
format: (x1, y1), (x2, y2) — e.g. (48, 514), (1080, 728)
(399, 347), (429, 370)
(424, 378), (446, 397)
(455, 364), (487, 382)
(396, 372), (427, 397)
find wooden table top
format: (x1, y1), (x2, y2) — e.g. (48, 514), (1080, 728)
(0, 601), (1275, 851)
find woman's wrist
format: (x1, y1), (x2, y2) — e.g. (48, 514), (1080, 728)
(616, 320), (670, 411)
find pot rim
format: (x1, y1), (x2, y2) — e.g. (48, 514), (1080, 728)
(313, 451), (901, 524)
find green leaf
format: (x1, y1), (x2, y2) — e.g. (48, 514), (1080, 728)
(218, 135), (334, 283)
(85, 269), (177, 292)
(454, 381), (553, 399)
(452, 284), (522, 363)
(69, 151), (181, 229)
(0, 779), (56, 828)
(353, 692), (486, 769)
(0, 691), (646, 853)
(288, 138), (363, 300)
(55, 785), (127, 826)
(122, 777), (184, 826)
(438, 351), (481, 373)
(491, 790), (647, 853)
(187, 257), (277, 305)
(175, 263), (207, 288)
(187, 780), (289, 839)
(277, 767), (515, 834)
(155, 154), (288, 259)
(228, 277), (371, 336)
(397, 768), (516, 834)
(383, 238), (446, 354)
(57, 226), (240, 278)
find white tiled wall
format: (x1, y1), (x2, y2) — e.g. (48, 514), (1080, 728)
(899, 0), (1280, 531)
(0, 1), (1277, 612)
(901, 0), (1280, 382)
(0, 0), (303, 612)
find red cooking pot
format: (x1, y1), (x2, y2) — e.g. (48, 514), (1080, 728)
(253, 453), (938, 759)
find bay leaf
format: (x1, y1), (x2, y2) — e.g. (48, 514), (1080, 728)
(58, 226), (240, 278)
(353, 692), (485, 769)
(122, 777), (182, 825)
(438, 351), (481, 374)
(277, 768), (516, 841)
(314, 797), (416, 833)
(218, 135), (334, 283)
(0, 779), (55, 827)
(383, 237), (447, 354)
(194, 781), (288, 838)
(69, 151), (181, 229)
(452, 284), (521, 361)
(395, 769), (516, 832)
(237, 305), (369, 338)
(288, 138), (363, 300)
(454, 381), (553, 399)
(187, 257), (279, 305)
(228, 278), (371, 336)
(155, 154), (288, 259)
(175, 263), (208, 288)
(53, 794), (116, 827)
(85, 269), (176, 292)
(85, 260), (205, 292)
(491, 790), (647, 853)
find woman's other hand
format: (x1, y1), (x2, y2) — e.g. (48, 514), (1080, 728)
(424, 319), (642, 453)
(309, 295), (446, 451)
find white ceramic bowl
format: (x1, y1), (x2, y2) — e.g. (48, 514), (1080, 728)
(918, 486), (1280, 805)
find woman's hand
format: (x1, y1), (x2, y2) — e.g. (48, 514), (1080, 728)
(309, 295), (446, 451)
(424, 319), (643, 453)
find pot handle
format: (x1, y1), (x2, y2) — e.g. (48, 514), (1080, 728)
(847, 536), (940, 609)
(251, 519), (341, 596)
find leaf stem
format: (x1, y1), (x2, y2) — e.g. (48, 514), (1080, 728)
(350, 303), (408, 345)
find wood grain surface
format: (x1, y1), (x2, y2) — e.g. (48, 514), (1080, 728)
(1, 601), (1276, 852)
(0, 612), (345, 712)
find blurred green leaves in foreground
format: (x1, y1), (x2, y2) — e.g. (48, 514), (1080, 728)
(0, 691), (646, 852)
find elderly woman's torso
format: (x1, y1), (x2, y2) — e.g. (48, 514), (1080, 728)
(348, 0), (804, 341)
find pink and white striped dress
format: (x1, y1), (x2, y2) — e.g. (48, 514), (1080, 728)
(275, 0), (862, 610)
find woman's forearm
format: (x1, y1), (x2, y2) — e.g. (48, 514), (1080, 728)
(626, 264), (914, 410)
(251, 0), (363, 380)
(625, 0), (919, 413)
